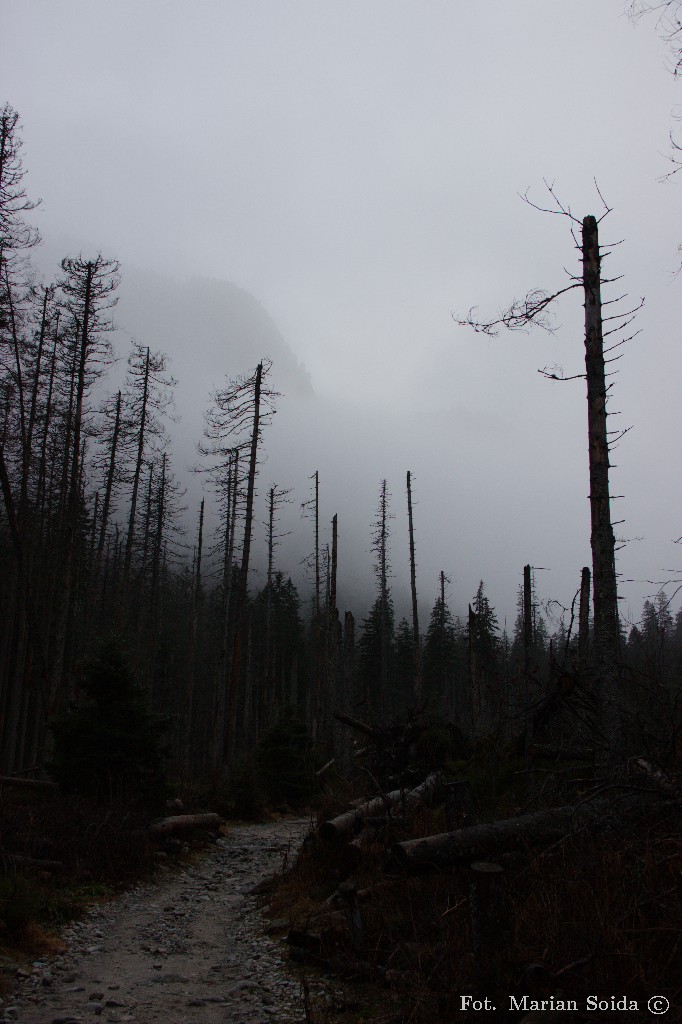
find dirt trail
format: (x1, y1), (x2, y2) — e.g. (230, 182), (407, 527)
(2, 818), (312, 1024)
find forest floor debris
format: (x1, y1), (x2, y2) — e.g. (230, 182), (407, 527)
(266, 764), (682, 1024)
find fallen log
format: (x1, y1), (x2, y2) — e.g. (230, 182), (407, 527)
(319, 789), (404, 843)
(333, 710), (378, 738)
(149, 812), (223, 838)
(403, 771), (440, 809)
(320, 773), (441, 844)
(392, 787), (666, 870)
(391, 804), (587, 869)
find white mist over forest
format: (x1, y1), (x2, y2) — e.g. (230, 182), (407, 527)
(5, 0), (682, 632)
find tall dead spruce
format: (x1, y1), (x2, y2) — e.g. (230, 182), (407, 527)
(199, 359), (278, 765)
(406, 470), (422, 705)
(457, 186), (641, 757)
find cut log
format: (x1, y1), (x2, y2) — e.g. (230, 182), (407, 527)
(319, 789), (404, 843)
(392, 804), (586, 869)
(319, 773), (440, 844)
(149, 812), (223, 837)
(395, 786), (668, 870)
(333, 710), (378, 738)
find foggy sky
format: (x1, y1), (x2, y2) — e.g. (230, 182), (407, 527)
(2, 0), (682, 631)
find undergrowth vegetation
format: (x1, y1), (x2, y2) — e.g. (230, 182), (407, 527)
(266, 747), (682, 1024)
(0, 789), (157, 967)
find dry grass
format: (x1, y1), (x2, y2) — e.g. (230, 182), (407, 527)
(0, 788), (163, 985)
(12, 921), (66, 957)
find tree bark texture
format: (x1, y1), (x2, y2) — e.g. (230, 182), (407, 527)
(149, 812), (223, 837)
(523, 563), (533, 671)
(578, 565), (591, 669)
(319, 773), (440, 843)
(392, 804), (585, 868)
(406, 471), (422, 704)
(227, 361), (262, 762)
(582, 215), (621, 748)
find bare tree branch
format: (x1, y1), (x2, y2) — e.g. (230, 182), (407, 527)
(454, 283), (580, 336)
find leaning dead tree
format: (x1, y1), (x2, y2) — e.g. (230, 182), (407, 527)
(456, 184), (641, 757)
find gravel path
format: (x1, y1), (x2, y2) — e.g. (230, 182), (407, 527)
(1, 818), (313, 1024)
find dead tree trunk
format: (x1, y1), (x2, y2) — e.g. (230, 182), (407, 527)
(457, 204), (629, 758)
(49, 262), (95, 713)
(393, 804), (586, 869)
(22, 285), (53, 519)
(320, 789), (405, 842)
(326, 513), (340, 743)
(333, 708), (378, 738)
(149, 812), (223, 837)
(320, 773), (440, 843)
(523, 564), (533, 672)
(582, 215), (621, 750)
(393, 784), (665, 870)
(468, 604), (480, 733)
(96, 390), (122, 578)
(330, 514), (338, 614)
(406, 471), (422, 704)
(578, 565), (591, 669)
(342, 611), (355, 712)
(184, 498), (204, 773)
(36, 316), (59, 521)
(213, 451), (238, 769)
(227, 362), (263, 762)
(374, 480), (392, 722)
(313, 471), (322, 738)
(124, 346), (150, 584)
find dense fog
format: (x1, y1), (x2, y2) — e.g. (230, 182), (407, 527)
(4, 0), (682, 628)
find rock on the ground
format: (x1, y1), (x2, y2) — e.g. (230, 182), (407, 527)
(2, 819), (312, 1024)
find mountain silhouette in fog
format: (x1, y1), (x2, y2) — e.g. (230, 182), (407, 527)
(114, 268), (314, 405)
